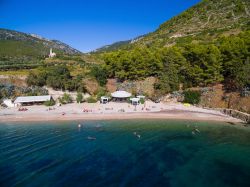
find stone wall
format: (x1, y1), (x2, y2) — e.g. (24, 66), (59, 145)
(220, 109), (250, 124)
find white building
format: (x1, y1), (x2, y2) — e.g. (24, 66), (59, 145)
(3, 99), (15, 108)
(14, 95), (52, 106)
(49, 48), (56, 58)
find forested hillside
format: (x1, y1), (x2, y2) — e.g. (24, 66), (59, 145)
(94, 0), (250, 94)
(100, 31), (249, 92)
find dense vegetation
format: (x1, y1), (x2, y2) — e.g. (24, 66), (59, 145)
(183, 90), (201, 105)
(101, 31), (250, 93)
(90, 65), (108, 86)
(26, 65), (86, 92)
(0, 56), (43, 70)
(0, 83), (48, 100)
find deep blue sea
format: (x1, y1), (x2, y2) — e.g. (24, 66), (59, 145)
(0, 120), (250, 187)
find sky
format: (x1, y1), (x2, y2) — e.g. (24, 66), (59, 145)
(0, 0), (201, 52)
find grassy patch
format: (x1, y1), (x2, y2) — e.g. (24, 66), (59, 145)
(0, 70), (32, 76)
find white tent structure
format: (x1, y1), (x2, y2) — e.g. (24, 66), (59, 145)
(14, 95), (52, 106)
(130, 98), (140, 105)
(100, 96), (109, 104)
(111, 91), (132, 99)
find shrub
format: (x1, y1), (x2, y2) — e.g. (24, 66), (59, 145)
(87, 96), (97, 103)
(76, 92), (83, 103)
(140, 98), (145, 104)
(58, 97), (64, 104)
(59, 93), (73, 104)
(44, 99), (55, 106)
(183, 90), (201, 105)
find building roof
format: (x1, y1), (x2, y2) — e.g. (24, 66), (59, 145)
(130, 98), (140, 102)
(136, 95), (145, 99)
(111, 91), (132, 98)
(101, 96), (109, 100)
(14, 95), (52, 104)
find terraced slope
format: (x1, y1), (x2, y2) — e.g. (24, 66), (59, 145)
(95, 0), (250, 52)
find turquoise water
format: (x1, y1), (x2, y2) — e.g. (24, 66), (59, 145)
(0, 120), (250, 187)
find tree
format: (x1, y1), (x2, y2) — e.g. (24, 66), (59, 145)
(154, 62), (179, 94)
(183, 44), (223, 86)
(218, 33), (249, 90)
(91, 66), (108, 86)
(183, 90), (201, 105)
(236, 58), (250, 89)
(26, 72), (46, 87)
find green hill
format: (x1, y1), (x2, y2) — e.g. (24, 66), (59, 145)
(95, 0), (250, 52)
(0, 28), (82, 70)
(95, 0), (250, 94)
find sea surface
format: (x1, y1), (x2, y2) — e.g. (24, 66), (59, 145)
(0, 120), (250, 187)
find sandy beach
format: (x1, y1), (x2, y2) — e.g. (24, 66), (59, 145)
(0, 101), (242, 123)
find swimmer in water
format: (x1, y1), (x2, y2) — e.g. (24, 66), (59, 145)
(87, 136), (96, 140)
(96, 124), (102, 128)
(195, 128), (200, 133)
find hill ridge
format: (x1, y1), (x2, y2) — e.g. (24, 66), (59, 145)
(0, 28), (82, 55)
(95, 0), (250, 52)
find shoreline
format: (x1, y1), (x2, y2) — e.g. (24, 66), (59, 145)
(0, 102), (245, 124)
(0, 109), (243, 124)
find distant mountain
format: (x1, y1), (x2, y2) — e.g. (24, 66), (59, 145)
(93, 35), (146, 53)
(0, 28), (82, 57)
(94, 40), (131, 53)
(95, 0), (250, 52)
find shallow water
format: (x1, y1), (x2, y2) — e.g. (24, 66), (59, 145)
(0, 120), (250, 187)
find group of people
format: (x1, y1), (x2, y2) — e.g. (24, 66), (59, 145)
(18, 107), (28, 111)
(48, 107), (56, 111)
(83, 108), (93, 113)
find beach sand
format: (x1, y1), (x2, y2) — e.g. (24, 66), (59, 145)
(0, 101), (242, 123)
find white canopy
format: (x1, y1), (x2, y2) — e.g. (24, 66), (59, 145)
(101, 96), (109, 100)
(14, 95), (52, 104)
(111, 91), (132, 98)
(130, 98), (140, 102)
(136, 95), (145, 99)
